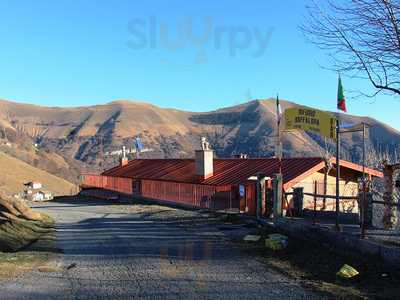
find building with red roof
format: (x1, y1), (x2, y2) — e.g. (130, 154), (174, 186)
(82, 149), (382, 216)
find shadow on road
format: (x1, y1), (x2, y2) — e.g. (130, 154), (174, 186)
(30, 197), (254, 262)
(49, 194), (206, 213)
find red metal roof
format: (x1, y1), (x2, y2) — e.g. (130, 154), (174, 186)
(101, 157), (383, 188)
(330, 157), (383, 178)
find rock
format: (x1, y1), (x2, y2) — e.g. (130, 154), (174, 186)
(243, 235), (261, 242)
(265, 234), (288, 251)
(66, 263), (77, 270)
(336, 264), (359, 279)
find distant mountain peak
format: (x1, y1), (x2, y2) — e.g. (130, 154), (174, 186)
(105, 99), (154, 107)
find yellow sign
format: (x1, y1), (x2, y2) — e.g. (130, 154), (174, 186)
(284, 107), (337, 141)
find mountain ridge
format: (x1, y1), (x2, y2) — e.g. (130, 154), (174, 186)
(2, 96), (398, 132)
(0, 97), (399, 185)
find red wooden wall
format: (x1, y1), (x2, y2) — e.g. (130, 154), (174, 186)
(81, 174), (260, 214)
(82, 174), (133, 194)
(246, 183), (256, 215)
(141, 179), (216, 208)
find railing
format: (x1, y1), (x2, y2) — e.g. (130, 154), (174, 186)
(81, 175), (217, 209)
(285, 188), (360, 226)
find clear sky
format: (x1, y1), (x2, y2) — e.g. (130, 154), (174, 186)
(0, 0), (399, 130)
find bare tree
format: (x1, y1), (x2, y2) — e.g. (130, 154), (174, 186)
(317, 137), (335, 210)
(302, 0), (400, 97)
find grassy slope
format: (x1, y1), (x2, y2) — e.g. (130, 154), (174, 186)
(0, 151), (77, 197)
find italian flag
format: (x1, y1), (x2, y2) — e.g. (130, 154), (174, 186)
(337, 75), (347, 112)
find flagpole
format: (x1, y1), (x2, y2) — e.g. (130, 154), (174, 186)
(135, 137), (141, 159)
(276, 94), (282, 175)
(275, 94), (283, 219)
(335, 74), (346, 231)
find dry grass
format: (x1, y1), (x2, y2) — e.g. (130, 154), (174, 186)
(0, 151), (76, 197)
(262, 255), (365, 299)
(0, 251), (58, 280)
(0, 208), (59, 280)
(249, 231), (400, 299)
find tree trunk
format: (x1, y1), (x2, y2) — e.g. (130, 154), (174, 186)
(323, 169), (328, 211)
(322, 160), (332, 211)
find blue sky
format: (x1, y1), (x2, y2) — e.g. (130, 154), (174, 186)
(0, 0), (399, 130)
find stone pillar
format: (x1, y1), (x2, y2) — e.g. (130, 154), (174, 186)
(256, 173), (267, 219)
(273, 173), (283, 218)
(383, 164), (398, 229)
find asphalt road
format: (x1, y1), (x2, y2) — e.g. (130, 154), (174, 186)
(0, 198), (320, 299)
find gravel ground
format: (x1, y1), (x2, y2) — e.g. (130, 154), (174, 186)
(0, 197), (320, 299)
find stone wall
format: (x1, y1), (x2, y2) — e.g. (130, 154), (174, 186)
(288, 171), (359, 213)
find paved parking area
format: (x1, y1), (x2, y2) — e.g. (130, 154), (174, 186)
(0, 197), (319, 299)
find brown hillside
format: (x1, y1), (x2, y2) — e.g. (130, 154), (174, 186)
(0, 151), (77, 197)
(0, 98), (399, 176)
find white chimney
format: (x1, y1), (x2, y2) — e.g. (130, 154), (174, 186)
(195, 137), (214, 179)
(120, 157), (128, 167)
(120, 146), (128, 166)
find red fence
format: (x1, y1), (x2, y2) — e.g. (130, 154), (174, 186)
(141, 179), (216, 208)
(82, 175), (217, 208)
(82, 174), (133, 195)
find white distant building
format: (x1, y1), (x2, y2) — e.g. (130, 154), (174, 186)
(31, 190), (53, 201)
(22, 182), (53, 201)
(24, 182), (42, 190)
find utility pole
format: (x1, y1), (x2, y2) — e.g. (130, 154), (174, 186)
(275, 95), (283, 219)
(338, 122), (370, 237)
(361, 122), (367, 238)
(276, 94), (283, 175)
(335, 118), (340, 230)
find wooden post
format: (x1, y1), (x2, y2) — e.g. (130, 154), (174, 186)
(273, 173), (283, 218)
(266, 186), (274, 218)
(366, 192), (373, 228)
(313, 180), (317, 225)
(360, 189), (373, 238)
(293, 187), (304, 217)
